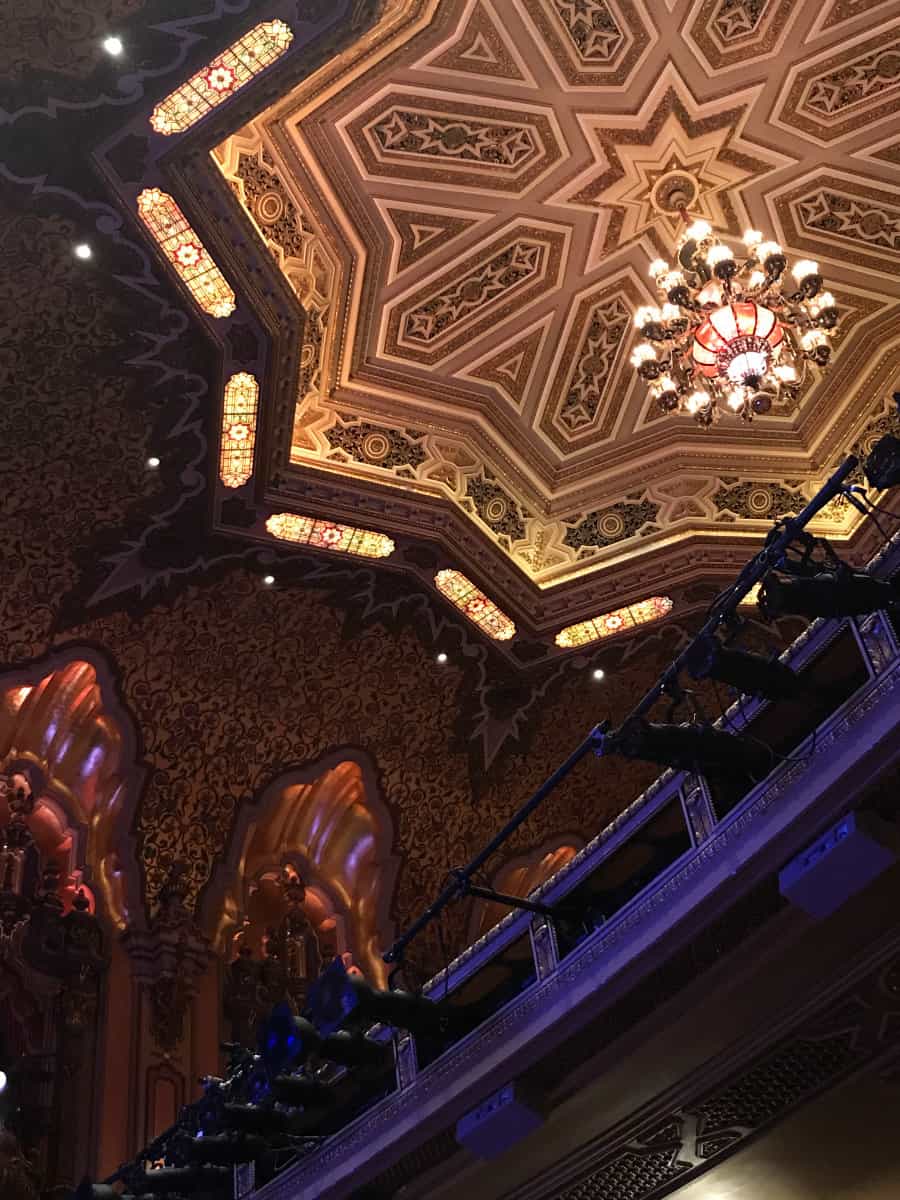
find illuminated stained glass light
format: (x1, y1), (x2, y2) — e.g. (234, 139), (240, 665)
(220, 372), (259, 488)
(150, 20), (294, 135)
(137, 189), (236, 317)
(434, 569), (516, 641)
(555, 596), (673, 648)
(266, 513), (394, 559)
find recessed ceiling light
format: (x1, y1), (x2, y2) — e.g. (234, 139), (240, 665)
(146, 456), (160, 469)
(436, 652), (448, 664)
(0, 1069), (7, 1094)
(592, 668), (605, 681)
(263, 574), (275, 586)
(74, 243), (92, 260)
(102, 36), (124, 56)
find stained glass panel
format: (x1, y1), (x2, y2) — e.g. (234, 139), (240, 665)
(220, 373), (259, 488)
(266, 513), (395, 559)
(555, 596), (673, 648)
(137, 188), (236, 317)
(434, 569), (516, 641)
(150, 21), (294, 135)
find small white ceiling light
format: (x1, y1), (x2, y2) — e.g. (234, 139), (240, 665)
(436, 652), (448, 664)
(146, 456), (160, 469)
(74, 243), (92, 260)
(102, 36), (124, 56)
(0, 1069), (7, 1094)
(592, 668), (605, 681)
(263, 574), (275, 586)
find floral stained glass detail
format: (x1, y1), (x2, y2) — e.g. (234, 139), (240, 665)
(266, 514), (395, 559)
(555, 596), (673, 648)
(220, 373), (259, 488)
(434, 570), (516, 641)
(137, 189), (236, 318)
(150, 20), (294, 135)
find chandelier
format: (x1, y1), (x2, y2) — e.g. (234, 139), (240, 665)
(631, 219), (840, 426)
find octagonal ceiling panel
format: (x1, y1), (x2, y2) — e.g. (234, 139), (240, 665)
(213, 0), (900, 591)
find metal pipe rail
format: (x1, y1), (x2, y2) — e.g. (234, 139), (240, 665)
(383, 454), (860, 966)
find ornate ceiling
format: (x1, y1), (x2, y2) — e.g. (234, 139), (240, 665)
(205, 0), (900, 603)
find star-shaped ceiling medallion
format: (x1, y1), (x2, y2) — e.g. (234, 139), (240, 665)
(554, 75), (795, 269)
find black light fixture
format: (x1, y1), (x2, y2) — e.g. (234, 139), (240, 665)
(686, 636), (805, 701)
(308, 957), (452, 1039)
(759, 570), (900, 619)
(863, 392), (900, 490)
(131, 1165), (232, 1195)
(607, 717), (770, 776)
(258, 1002), (390, 1077)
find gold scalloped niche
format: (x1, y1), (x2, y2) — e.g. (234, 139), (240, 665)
(0, 661), (131, 928)
(211, 759), (398, 988)
(469, 837), (582, 942)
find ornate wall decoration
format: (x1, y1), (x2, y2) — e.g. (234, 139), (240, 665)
(686, 0), (798, 73)
(216, 141), (338, 409)
(420, 0), (535, 85)
(345, 93), (563, 192)
(149, 20), (294, 135)
(811, 0), (896, 34)
(434, 570), (516, 640)
(376, 201), (485, 278)
(219, 372), (259, 488)
(465, 473), (529, 541)
(460, 316), (550, 409)
(385, 224), (566, 365)
(791, 182), (900, 258)
(519, 0), (650, 86)
(777, 28), (900, 142)
(266, 513), (396, 558)
(136, 189), (236, 317)
(325, 419), (428, 472)
(563, 497), (660, 553)
(560, 83), (782, 261)
(555, 596), (674, 648)
(541, 282), (636, 445)
(712, 479), (806, 522)
(0, 0), (147, 80)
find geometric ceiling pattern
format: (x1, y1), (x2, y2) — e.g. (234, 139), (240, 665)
(210, 0), (899, 591)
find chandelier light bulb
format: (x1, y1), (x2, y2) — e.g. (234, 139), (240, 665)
(630, 342), (656, 366)
(706, 243), (734, 268)
(685, 219), (712, 242)
(743, 229), (763, 248)
(634, 305), (661, 328)
(747, 269), (766, 290)
(74, 242), (92, 259)
(792, 259), (819, 282)
(102, 35), (124, 56)
(648, 258), (669, 279)
(685, 390), (710, 415)
(756, 241), (783, 263)
(801, 329), (827, 351)
(660, 302), (682, 322)
(727, 389), (746, 411)
(774, 363), (797, 383)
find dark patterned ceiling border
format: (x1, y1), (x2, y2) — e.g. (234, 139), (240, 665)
(507, 929), (900, 1200)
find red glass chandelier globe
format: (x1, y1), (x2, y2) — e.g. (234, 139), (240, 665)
(691, 302), (784, 388)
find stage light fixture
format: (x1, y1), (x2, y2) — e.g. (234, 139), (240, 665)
(686, 636), (805, 701)
(259, 1001), (390, 1077)
(271, 1072), (337, 1108)
(132, 1165), (232, 1195)
(184, 1130), (268, 1165)
(759, 570), (900, 620)
(607, 718), (770, 776)
(309, 958), (452, 1039)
